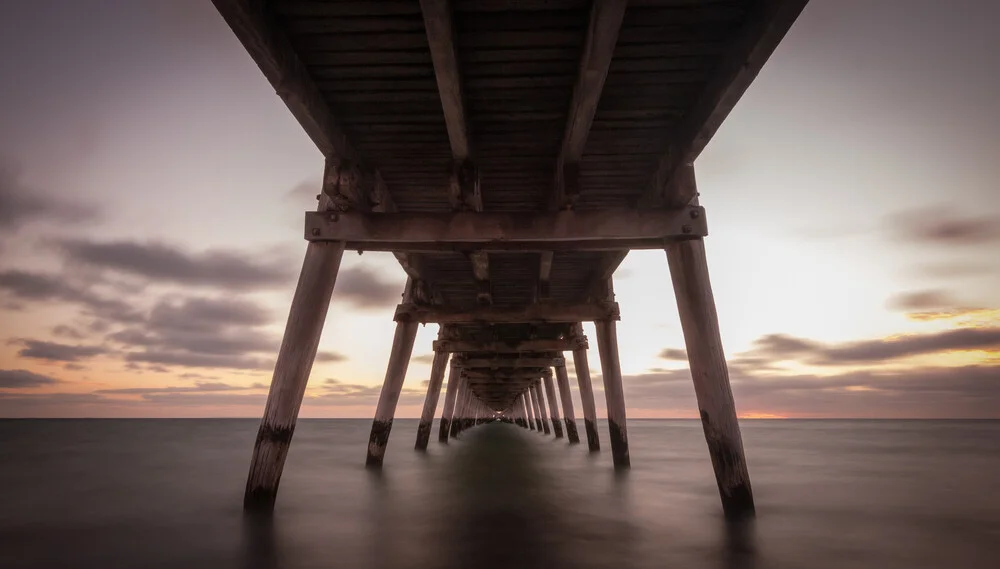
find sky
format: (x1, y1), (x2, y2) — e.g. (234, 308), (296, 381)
(1, 0), (998, 419)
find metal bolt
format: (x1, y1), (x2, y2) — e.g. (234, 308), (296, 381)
(689, 209), (700, 219)
(311, 228), (321, 237)
(682, 225), (692, 234)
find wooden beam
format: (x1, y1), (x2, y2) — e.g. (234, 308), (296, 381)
(536, 251), (554, 302)
(639, 0), (809, 207)
(551, 0), (628, 210)
(420, 0), (469, 160)
(458, 357), (564, 369)
(433, 338), (578, 353)
(395, 301), (619, 324)
(469, 251), (492, 305)
(305, 206), (707, 251)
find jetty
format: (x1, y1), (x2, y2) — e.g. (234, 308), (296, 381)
(213, 0), (808, 520)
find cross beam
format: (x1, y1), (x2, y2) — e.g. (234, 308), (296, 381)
(395, 302), (618, 324)
(459, 357), (564, 369)
(305, 206), (706, 251)
(434, 338), (582, 353)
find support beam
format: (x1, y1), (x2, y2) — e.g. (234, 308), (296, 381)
(524, 391), (537, 431)
(415, 347), (450, 450)
(438, 360), (460, 442)
(395, 301), (618, 324)
(638, 0), (809, 207)
(458, 356), (563, 369)
(304, 206), (708, 251)
(528, 386), (544, 432)
(420, 0), (469, 162)
(469, 250), (492, 305)
(434, 338), (578, 353)
(542, 371), (564, 438)
(365, 316), (420, 468)
(244, 242), (345, 511)
(450, 374), (468, 438)
(595, 319), (630, 468)
(551, 0), (628, 209)
(532, 382), (551, 435)
(666, 237), (755, 520)
(554, 362), (580, 444)
(571, 325), (600, 451)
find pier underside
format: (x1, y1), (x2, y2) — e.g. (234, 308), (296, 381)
(213, 0), (808, 519)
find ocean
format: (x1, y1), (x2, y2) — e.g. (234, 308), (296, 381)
(1, 419), (998, 568)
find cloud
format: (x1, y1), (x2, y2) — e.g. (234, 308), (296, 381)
(315, 351), (347, 363)
(284, 179), (321, 203)
(890, 207), (1000, 245)
(96, 381), (256, 395)
(123, 350), (273, 370)
(0, 270), (142, 323)
(105, 296), (282, 370)
(742, 329), (1000, 365)
(657, 348), (688, 361)
(619, 363), (1000, 418)
(0, 369), (61, 389)
(0, 160), (100, 232)
(52, 325), (86, 340)
(313, 377), (426, 407)
(412, 354), (436, 364)
(57, 239), (293, 290)
(886, 289), (958, 311)
(334, 266), (402, 309)
(12, 339), (108, 362)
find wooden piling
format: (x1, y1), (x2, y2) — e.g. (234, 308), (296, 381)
(571, 325), (601, 451)
(365, 318), (419, 468)
(554, 362), (580, 443)
(244, 242), (345, 512)
(438, 361), (460, 442)
(666, 237), (755, 520)
(450, 373), (467, 438)
(595, 319), (630, 468)
(542, 371), (564, 438)
(415, 346), (450, 450)
(532, 382), (551, 434)
(516, 395), (528, 428)
(524, 390), (538, 430)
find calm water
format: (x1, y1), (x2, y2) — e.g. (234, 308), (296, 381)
(1, 419), (998, 568)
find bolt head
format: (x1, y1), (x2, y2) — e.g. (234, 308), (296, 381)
(311, 228), (321, 237)
(682, 225), (692, 234)
(690, 209), (700, 219)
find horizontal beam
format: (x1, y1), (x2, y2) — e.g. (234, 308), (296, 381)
(434, 338), (582, 353)
(459, 357), (563, 369)
(305, 206), (707, 252)
(395, 302), (618, 324)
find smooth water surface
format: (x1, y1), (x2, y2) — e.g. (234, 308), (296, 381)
(1, 419), (998, 568)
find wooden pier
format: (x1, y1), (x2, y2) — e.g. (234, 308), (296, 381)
(214, 0), (807, 521)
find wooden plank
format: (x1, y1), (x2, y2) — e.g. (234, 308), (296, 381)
(551, 0), (627, 210)
(305, 206), (707, 251)
(395, 301), (619, 324)
(420, 0), (471, 160)
(640, 0), (809, 207)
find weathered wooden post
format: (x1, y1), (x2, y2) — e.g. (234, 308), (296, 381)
(554, 362), (580, 443)
(532, 382), (551, 434)
(571, 324), (600, 451)
(438, 360), (461, 442)
(244, 242), (345, 511)
(542, 370), (564, 438)
(665, 185), (755, 519)
(595, 317), (630, 468)
(450, 372), (467, 438)
(366, 281), (419, 467)
(415, 338), (450, 450)
(515, 396), (527, 428)
(524, 390), (537, 431)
